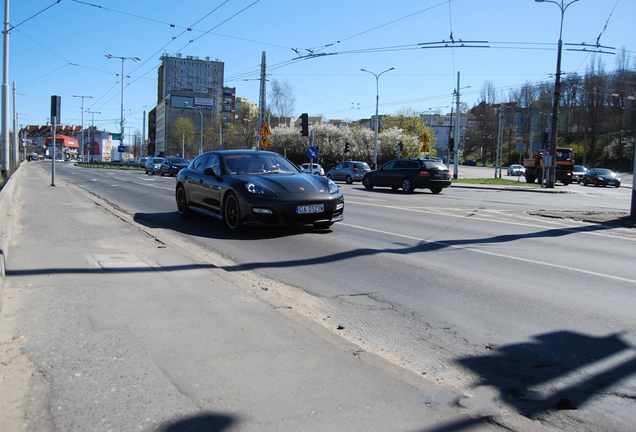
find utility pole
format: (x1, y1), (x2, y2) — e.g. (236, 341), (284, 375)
(495, 103), (504, 179)
(453, 72), (461, 179)
(73, 95), (93, 161)
(1, 0), (10, 178)
(257, 52), (267, 150)
(105, 54), (140, 154)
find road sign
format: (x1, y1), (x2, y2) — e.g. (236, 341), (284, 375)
(218, 144), (223, 150)
(420, 143), (430, 153)
(420, 132), (430, 143)
(515, 142), (527, 154)
(141, 144), (148, 151)
(118, 145), (127, 153)
(260, 122), (272, 135)
(259, 136), (271, 147)
(307, 146), (318, 159)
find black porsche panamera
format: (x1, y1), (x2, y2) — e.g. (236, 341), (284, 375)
(175, 150), (345, 231)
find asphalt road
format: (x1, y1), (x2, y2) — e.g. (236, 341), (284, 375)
(40, 161), (636, 431)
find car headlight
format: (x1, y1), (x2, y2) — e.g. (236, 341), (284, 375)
(327, 178), (339, 194)
(246, 182), (275, 197)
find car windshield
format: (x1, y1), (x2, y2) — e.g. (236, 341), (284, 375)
(153, 158), (164, 163)
(595, 169), (612, 175)
(573, 165), (585, 172)
(170, 158), (188, 164)
(224, 154), (298, 175)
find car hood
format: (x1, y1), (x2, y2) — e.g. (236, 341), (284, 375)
(240, 173), (332, 195)
(597, 174), (619, 180)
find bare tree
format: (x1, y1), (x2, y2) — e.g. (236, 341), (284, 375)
(269, 79), (296, 118)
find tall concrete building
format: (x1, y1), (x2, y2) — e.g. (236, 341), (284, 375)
(152, 54), (225, 157)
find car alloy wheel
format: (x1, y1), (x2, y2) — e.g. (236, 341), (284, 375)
(224, 192), (242, 231)
(363, 176), (374, 190)
(401, 177), (413, 193)
(346, 175), (353, 184)
(176, 185), (193, 217)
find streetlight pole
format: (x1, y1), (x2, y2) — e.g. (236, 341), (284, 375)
(535, 0), (580, 188)
(362, 67), (395, 169)
(72, 95), (93, 161)
(105, 54), (140, 154)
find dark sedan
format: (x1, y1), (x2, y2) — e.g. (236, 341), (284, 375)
(362, 158), (452, 193)
(581, 168), (621, 188)
(175, 150), (345, 231)
(160, 157), (190, 176)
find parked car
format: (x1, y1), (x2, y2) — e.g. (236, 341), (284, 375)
(572, 165), (587, 183)
(175, 150), (344, 231)
(299, 163), (325, 176)
(145, 157), (165, 174)
(160, 157), (190, 176)
(362, 158), (452, 194)
(462, 159), (477, 166)
(507, 164), (525, 176)
(327, 161), (371, 184)
(137, 156), (148, 165)
(581, 168), (621, 188)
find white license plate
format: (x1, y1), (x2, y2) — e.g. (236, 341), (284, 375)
(297, 204), (324, 214)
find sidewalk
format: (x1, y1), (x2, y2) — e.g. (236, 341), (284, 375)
(0, 164), (547, 431)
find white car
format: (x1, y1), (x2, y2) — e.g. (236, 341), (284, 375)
(300, 163), (325, 176)
(507, 164), (525, 176)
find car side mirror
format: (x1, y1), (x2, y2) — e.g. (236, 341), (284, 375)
(203, 167), (219, 179)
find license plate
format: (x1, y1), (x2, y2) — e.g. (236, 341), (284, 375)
(434, 173), (444, 179)
(297, 204), (324, 214)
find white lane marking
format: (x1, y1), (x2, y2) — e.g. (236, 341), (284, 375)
(346, 200), (635, 242)
(339, 222), (636, 285)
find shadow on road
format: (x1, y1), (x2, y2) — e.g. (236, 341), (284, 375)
(157, 412), (236, 432)
(457, 331), (636, 417)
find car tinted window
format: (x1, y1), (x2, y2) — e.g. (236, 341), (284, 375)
(407, 161), (419, 169)
(382, 161), (396, 169)
(595, 169), (611, 175)
(334, 163), (342, 169)
(153, 158), (164, 164)
(343, 163), (351, 169)
(172, 158), (188, 164)
(191, 154), (210, 172)
(354, 162), (370, 169)
(393, 161), (407, 169)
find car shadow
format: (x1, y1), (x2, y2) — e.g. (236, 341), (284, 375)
(157, 412), (236, 431)
(132, 211), (334, 242)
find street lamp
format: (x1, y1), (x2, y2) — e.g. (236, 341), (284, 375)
(105, 54), (140, 157)
(183, 102), (203, 155)
(361, 67), (395, 168)
(72, 95), (93, 160)
(535, 0), (580, 188)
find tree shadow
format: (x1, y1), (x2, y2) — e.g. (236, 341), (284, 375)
(456, 331), (636, 416)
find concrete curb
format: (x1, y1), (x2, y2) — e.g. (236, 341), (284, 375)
(0, 164), (22, 280)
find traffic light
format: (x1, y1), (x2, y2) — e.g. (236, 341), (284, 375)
(542, 131), (549, 150)
(344, 142), (350, 153)
(449, 138), (454, 152)
(300, 113), (309, 137)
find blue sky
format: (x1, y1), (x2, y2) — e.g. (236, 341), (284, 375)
(10, 0), (635, 140)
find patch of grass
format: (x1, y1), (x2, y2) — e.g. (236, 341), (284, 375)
(453, 178), (540, 187)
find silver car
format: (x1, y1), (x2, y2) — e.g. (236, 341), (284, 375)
(507, 164), (525, 176)
(145, 157), (165, 174)
(327, 161), (371, 184)
(572, 165), (587, 183)
(300, 163), (325, 176)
